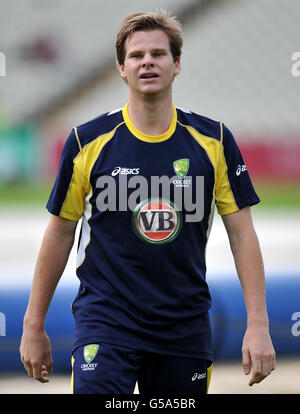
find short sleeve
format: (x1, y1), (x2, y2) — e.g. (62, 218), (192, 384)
(215, 124), (260, 215)
(46, 128), (86, 221)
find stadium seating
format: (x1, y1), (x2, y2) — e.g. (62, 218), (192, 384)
(0, 0), (199, 123)
(54, 0), (300, 137)
(1, 0), (299, 179)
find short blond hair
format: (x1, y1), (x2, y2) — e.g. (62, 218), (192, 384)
(116, 10), (183, 65)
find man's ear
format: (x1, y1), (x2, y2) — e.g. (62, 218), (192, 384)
(174, 57), (181, 77)
(119, 64), (127, 82)
(172, 57), (181, 80)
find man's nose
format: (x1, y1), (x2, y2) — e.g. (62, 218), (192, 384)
(142, 54), (154, 67)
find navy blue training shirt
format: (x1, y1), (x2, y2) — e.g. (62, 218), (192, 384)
(47, 104), (260, 360)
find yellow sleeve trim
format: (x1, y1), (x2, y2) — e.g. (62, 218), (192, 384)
(216, 123), (238, 215)
(59, 123), (123, 221)
(59, 124), (123, 220)
(59, 210), (82, 221)
(59, 134), (85, 220)
(74, 127), (82, 151)
(207, 363), (213, 393)
(71, 355), (74, 394)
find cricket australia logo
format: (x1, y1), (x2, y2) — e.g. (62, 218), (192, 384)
(84, 344), (99, 363)
(173, 158), (189, 179)
(173, 158), (191, 188)
(81, 344), (99, 371)
(132, 198), (182, 245)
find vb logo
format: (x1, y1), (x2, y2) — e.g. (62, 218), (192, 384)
(0, 52), (6, 77)
(132, 198), (182, 245)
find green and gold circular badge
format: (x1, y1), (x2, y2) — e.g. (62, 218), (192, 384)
(132, 198), (182, 245)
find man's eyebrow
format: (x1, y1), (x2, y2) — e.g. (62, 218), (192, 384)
(128, 47), (167, 55)
(128, 49), (144, 55)
(152, 48), (167, 53)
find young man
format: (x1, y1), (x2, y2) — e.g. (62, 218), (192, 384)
(20, 10), (275, 394)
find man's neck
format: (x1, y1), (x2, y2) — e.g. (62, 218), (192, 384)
(127, 93), (174, 136)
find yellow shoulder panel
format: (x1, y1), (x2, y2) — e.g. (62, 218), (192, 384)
(59, 122), (124, 220)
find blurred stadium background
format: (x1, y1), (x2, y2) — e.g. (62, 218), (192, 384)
(0, 0), (299, 394)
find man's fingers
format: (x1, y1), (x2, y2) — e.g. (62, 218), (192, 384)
(33, 363), (50, 383)
(39, 364), (50, 383)
(20, 329), (52, 383)
(249, 354), (264, 386)
(248, 351), (276, 386)
(249, 372), (265, 386)
(242, 348), (251, 375)
(269, 352), (276, 374)
(25, 363), (33, 378)
(44, 352), (53, 374)
(32, 360), (44, 381)
(261, 355), (273, 378)
(22, 358), (51, 382)
(22, 357), (33, 378)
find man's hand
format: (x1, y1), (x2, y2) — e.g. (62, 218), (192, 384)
(20, 328), (53, 383)
(242, 324), (276, 386)
(19, 215), (77, 383)
(222, 208), (276, 387)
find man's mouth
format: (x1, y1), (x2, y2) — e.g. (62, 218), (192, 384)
(140, 73), (159, 79)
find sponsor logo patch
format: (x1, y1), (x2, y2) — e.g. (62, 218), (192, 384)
(192, 372), (207, 381)
(173, 158), (189, 179)
(132, 198), (182, 245)
(236, 164), (247, 176)
(84, 344), (99, 363)
(111, 166), (140, 176)
(81, 344), (99, 371)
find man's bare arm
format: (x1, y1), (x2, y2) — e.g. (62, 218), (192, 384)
(222, 207), (275, 386)
(20, 214), (78, 382)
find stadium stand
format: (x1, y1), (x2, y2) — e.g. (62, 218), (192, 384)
(0, 0), (202, 124)
(0, 0), (299, 182)
(53, 0), (300, 136)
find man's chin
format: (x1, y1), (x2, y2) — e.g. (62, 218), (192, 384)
(137, 84), (170, 98)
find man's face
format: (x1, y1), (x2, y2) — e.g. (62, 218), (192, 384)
(119, 29), (180, 97)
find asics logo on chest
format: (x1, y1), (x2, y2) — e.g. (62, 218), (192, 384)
(111, 166), (140, 176)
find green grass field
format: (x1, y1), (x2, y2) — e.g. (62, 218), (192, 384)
(0, 182), (52, 207)
(254, 180), (300, 209)
(0, 180), (299, 209)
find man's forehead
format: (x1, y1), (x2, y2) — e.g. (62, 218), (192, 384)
(125, 29), (170, 50)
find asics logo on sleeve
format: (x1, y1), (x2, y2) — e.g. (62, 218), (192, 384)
(192, 372), (206, 381)
(236, 164), (247, 176)
(111, 166), (140, 176)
